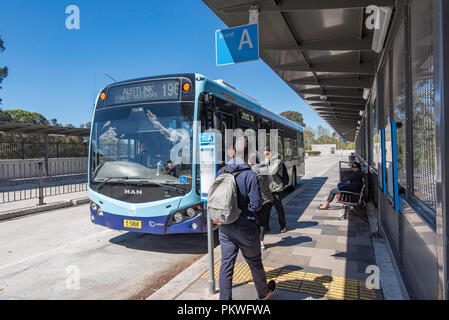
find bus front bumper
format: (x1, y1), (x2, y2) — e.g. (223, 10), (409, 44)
(90, 207), (208, 235)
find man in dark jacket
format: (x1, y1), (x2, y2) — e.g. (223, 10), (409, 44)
(320, 162), (364, 210)
(248, 152), (273, 250)
(217, 138), (276, 300)
(264, 147), (287, 233)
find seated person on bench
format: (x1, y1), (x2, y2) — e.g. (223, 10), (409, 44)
(320, 162), (363, 210)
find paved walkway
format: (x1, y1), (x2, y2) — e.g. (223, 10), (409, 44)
(150, 156), (384, 300)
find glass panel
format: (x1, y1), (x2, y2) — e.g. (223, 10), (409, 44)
(372, 98), (381, 169)
(392, 24), (407, 188)
(284, 138), (292, 161)
(385, 124), (394, 201)
(410, 0), (437, 213)
(90, 102), (194, 195)
(278, 135), (284, 160)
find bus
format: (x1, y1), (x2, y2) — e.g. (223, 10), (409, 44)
(88, 74), (305, 234)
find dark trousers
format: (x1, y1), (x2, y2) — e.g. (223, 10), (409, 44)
(271, 192), (286, 229)
(219, 221), (269, 300)
(257, 203), (272, 242)
(327, 188), (340, 202)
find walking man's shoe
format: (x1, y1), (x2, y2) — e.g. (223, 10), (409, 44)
(280, 227), (287, 233)
(259, 280), (276, 300)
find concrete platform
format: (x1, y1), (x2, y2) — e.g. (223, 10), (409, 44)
(149, 156), (393, 300)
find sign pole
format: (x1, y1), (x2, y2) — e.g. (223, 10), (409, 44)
(207, 214), (215, 294)
(200, 133), (218, 295)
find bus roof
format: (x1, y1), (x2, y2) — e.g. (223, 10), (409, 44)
(198, 74), (304, 133)
(101, 73), (304, 133)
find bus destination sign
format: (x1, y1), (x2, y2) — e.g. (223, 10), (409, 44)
(106, 79), (180, 106)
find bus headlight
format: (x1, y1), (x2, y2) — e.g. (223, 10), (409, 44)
(173, 212), (183, 223)
(186, 208), (196, 218)
(91, 202), (104, 217)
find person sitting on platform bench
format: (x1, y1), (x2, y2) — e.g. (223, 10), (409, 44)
(319, 162), (363, 210)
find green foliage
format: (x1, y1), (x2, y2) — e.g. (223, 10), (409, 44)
(1, 109), (47, 124)
(0, 34), (8, 104)
(280, 111), (305, 127)
(306, 151), (321, 155)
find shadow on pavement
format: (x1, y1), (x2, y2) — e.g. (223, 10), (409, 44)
(268, 177), (328, 233)
(109, 230), (220, 254)
(266, 235), (313, 249)
(228, 265), (333, 300)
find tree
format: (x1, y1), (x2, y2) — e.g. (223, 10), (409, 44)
(316, 125), (331, 139)
(280, 111), (305, 127)
(1, 109), (47, 124)
(0, 34), (8, 104)
(303, 125), (317, 150)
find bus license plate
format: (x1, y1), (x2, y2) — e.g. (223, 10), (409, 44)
(124, 219), (142, 229)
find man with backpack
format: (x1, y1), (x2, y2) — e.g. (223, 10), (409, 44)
(264, 146), (288, 233)
(248, 152), (273, 251)
(208, 137), (276, 300)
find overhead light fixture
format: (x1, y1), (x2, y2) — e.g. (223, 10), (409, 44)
(372, 7), (393, 53)
(363, 88), (371, 100)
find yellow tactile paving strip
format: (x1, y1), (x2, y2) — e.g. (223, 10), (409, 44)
(202, 262), (381, 300)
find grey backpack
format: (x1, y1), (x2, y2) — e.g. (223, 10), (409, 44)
(207, 167), (246, 225)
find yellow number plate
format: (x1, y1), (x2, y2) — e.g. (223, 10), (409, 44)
(124, 219), (142, 229)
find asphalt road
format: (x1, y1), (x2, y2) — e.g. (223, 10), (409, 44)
(0, 204), (210, 300)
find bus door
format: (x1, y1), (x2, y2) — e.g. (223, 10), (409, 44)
(219, 112), (234, 166)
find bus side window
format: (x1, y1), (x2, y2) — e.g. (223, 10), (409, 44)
(284, 137), (292, 161)
(278, 134), (284, 161)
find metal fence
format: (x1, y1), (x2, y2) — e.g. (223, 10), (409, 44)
(0, 140), (89, 159)
(0, 158), (88, 204)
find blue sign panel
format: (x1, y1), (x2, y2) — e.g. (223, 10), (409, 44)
(216, 24), (259, 66)
(201, 133), (215, 144)
(179, 176), (188, 185)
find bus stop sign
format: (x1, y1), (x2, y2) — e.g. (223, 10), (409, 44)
(200, 133), (218, 202)
(215, 24), (259, 66)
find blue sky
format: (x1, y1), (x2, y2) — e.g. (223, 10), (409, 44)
(0, 0), (330, 130)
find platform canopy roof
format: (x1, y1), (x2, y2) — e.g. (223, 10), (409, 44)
(0, 122), (90, 137)
(203, 0), (394, 140)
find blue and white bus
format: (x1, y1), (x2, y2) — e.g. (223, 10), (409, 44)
(88, 74), (305, 234)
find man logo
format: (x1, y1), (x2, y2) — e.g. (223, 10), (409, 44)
(124, 189), (143, 195)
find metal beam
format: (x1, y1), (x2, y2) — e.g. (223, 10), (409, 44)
(320, 114), (361, 119)
(262, 36), (374, 51)
(320, 116), (361, 121)
(306, 96), (367, 105)
(320, 117), (361, 122)
(276, 61), (376, 75)
(217, 0), (395, 13)
(317, 110), (362, 116)
(291, 77), (373, 89)
(298, 88), (364, 99)
(310, 103), (365, 110)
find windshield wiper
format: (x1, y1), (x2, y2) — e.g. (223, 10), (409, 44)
(94, 176), (129, 191)
(124, 178), (185, 193)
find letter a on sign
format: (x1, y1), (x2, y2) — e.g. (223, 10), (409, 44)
(239, 29), (254, 50)
(216, 24), (259, 66)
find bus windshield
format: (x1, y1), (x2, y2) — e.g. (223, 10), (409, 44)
(90, 102), (194, 195)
